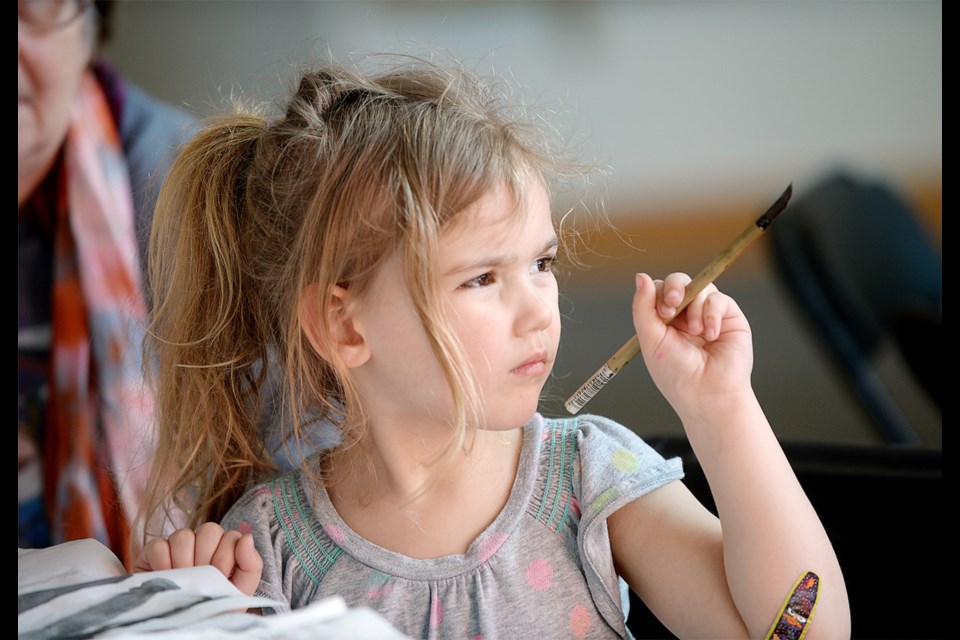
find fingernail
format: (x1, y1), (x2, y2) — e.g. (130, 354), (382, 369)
(635, 273), (644, 290)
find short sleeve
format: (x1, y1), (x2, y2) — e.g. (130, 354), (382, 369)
(572, 414), (684, 636)
(221, 481), (292, 614)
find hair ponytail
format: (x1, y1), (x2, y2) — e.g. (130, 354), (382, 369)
(142, 113), (275, 532)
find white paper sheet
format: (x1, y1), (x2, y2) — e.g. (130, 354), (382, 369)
(19, 539), (408, 639)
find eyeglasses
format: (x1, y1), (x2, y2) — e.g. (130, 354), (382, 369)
(18, 0), (95, 34)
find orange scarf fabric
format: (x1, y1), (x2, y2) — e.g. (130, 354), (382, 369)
(46, 72), (155, 569)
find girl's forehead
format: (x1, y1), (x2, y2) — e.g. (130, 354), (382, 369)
(441, 179), (554, 244)
(435, 181), (556, 281)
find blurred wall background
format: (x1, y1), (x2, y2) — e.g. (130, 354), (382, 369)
(104, 0), (941, 448)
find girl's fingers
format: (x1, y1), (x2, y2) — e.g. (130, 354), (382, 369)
(700, 290), (729, 341)
(131, 524), (262, 595)
(682, 283), (721, 337)
(656, 271), (725, 338)
(209, 528), (243, 577)
(194, 522), (226, 566)
(135, 538), (173, 573)
(659, 272), (691, 319)
(633, 273), (665, 348)
(167, 527), (198, 568)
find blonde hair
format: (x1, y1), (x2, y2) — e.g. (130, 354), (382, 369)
(142, 55), (573, 533)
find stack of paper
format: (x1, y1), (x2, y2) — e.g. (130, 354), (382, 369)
(18, 539), (407, 639)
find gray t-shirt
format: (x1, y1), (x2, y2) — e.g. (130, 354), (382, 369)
(222, 413), (683, 639)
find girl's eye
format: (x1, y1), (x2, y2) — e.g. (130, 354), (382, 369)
(461, 272), (494, 289)
(533, 256), (556, 274)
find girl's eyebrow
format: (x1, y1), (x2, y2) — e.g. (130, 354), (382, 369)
(542, 236), (560, 254)
(444, 236), (559, 277)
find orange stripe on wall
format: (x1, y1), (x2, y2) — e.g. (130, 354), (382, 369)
(560, 178), (941, 287)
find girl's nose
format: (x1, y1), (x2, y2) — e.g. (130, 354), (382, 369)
(514, 282), (555, 335)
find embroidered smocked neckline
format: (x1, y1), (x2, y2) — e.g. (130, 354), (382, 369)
(300, 414), (549, 581)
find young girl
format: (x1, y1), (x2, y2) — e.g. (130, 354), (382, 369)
(134, 57), (850, 638)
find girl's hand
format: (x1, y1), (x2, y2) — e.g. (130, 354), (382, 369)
(632, 272), (754, 416)
(133, 522), (263, 597)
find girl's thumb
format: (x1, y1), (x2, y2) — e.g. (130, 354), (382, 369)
(232, 533), (264, 597)
(632, 273), (667, 350)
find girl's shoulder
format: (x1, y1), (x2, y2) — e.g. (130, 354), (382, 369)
(536, 412), (675, 464)
(526, 413), (685, 637)
(220, 466), (314, 531)
(533, 412), (684, 511)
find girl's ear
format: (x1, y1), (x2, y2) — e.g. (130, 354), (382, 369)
(299, 284), (371, 369)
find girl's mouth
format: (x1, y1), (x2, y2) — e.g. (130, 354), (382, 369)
(511, 352), (549, 377)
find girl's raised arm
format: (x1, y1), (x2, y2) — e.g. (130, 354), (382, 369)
(608, 272), (850, 637)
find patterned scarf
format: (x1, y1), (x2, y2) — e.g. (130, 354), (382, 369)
(45, 71), (155, 569)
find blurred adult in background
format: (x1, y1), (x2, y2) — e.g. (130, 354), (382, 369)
(18, 0), (196, 567)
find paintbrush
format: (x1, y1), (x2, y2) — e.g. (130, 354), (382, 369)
(564, 183), (793, 415)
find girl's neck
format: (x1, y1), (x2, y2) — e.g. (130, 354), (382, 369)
(325, 421), (525, 559)
(332, 416), (523, 502)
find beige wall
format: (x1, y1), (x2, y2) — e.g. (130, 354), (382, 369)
(106, 0), (940, 219)
(104, 1), (941, 447)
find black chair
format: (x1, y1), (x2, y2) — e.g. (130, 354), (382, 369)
(766, 171), (941, 444)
